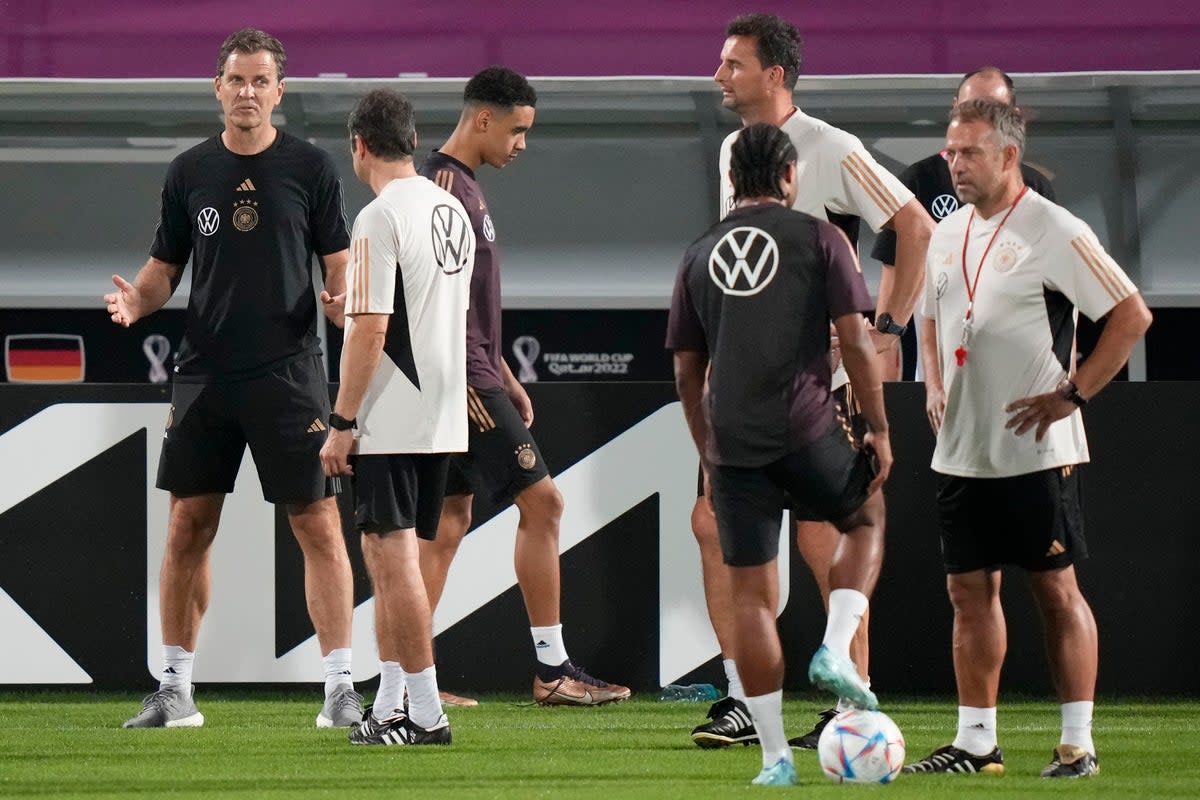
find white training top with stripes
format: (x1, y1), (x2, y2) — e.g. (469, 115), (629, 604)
(922, 189), (1137, 478)
(719, 109), (914, 390)
(343, 175), (474, 455)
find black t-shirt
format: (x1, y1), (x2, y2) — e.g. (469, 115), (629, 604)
(870, 152), (1056, 265)
(151, 131), (350, 378)
(666, 205), (873, 467)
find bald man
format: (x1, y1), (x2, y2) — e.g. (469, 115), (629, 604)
(870, 67), (1055, 381)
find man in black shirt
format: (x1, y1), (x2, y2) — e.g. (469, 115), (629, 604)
(871, 67), (1055, 380)
(668, 123), (893, 786)
(106, 29), (359, 729)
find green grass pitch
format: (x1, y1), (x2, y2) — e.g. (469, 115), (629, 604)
(1, 691), (1197, 798)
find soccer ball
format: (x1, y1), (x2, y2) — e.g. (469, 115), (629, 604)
(817, 709), (905, 784)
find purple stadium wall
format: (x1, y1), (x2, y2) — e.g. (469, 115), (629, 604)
(2, 0), (1198, 78)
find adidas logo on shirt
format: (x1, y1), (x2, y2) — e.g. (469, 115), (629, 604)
(307, 418), (327, 433)
(236, 178), (257, 192)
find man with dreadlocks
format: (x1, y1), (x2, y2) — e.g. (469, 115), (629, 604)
(666, 122), (894, 787)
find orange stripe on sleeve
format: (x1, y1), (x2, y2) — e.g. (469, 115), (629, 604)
(849, 152), (902, 216)
(1070, 238), (1128, 304)
(361, 237), (370, 313)
(841, 152), (901, 218)
(351, 238), (368, 314)
(349, 239), (360, 314)
(1079, 238), (1133, 301)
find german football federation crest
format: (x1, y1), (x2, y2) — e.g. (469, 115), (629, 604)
(232, 200), (259, 232)
(515, 443), (537, 470)
(993, 241), (1023, 273)
(708, 226), (779, 296)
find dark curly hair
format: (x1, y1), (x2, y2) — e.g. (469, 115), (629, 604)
(726, 14), (802, 89)
(464, 66), (537, 109)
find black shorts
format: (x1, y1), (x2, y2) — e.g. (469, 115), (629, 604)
(446, 386), (549, 504)
(709, 422), (877, 567)
(794, 383), (869, 521)
(352, 453), (451, 539)
(695, 384), (869, 509)
(936, 465), (1087, 574)
(156, 354), (332, 504)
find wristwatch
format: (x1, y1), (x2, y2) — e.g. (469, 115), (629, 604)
(1057, 380), (1088, 408)
(328, 412), (357, 431)
(874, 312), (907, 337)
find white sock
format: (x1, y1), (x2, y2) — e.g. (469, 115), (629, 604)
(822, 588), (868, 660)
(1060, 700), (1095, 754)
(322, 647), (353, 697)
(372, 661), (405, 720)
(531, 624), (568, 667)
(723, 658), (746, 702)
(403, 664), (445, 730)
(160, 645), (194, 690)
(744, 690), (793, 769)
(953, 706), (998, 755)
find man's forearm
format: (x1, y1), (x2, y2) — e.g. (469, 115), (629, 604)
(500, 357), (522, 392)
(333, 316), (388, 419)
(321, 249), (349, 297)
(879, 201), (933, 326)
(673, 353), (709, 461)
(841, 340), (888, 434)
(133, 258), (182, 318)
(1070, 295), (1153, 399)
(919, 316), (941, 391)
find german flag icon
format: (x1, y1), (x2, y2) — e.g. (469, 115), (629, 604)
(5, 334), (85, 382)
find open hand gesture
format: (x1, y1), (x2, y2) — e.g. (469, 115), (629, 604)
(104, 274), (143, 328)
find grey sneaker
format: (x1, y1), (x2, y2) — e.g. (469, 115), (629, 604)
(123, 685), (204, 728)
(316, 684), (364, 728)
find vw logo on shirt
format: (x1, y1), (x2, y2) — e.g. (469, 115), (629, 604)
(931, 194), (959, 220)
(708, 226), (780, 296)
(196, 207), (220, 236)
(431, 204), (470, 274)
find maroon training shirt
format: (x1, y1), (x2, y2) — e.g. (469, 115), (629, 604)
(666, 204), (872, 467)
(419, 150), (504, 390)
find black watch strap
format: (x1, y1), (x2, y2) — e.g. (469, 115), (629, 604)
(1058, 380), (1087, 408)
(875, 312), (907, 337)
(328, 412), (357, 431)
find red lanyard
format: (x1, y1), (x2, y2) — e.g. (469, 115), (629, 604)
(954, 185), (1028, 366)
